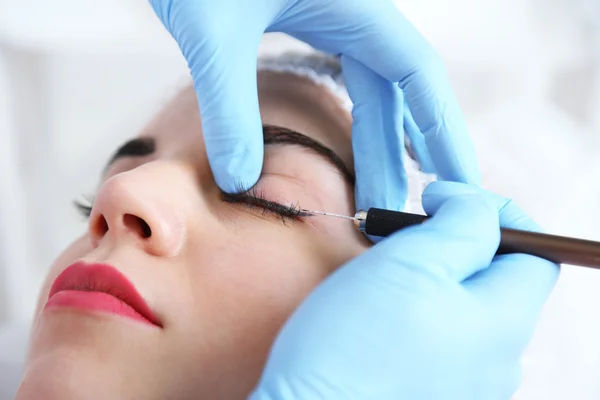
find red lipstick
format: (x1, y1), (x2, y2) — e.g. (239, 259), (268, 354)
(45, 262), (161, 327)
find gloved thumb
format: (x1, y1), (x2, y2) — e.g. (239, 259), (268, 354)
(422, 181), (510, 217)
(150, 0), (264, 193)
(192, 41), (264, 193)
(422, 181), (541, 232)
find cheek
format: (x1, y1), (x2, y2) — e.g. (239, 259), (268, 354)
(182, 225), (336, 339)
(195, 231), (331, 314)
(228, 241), (330, 305)
(164, 225), (335, 381)
(34, 236), (92, 317)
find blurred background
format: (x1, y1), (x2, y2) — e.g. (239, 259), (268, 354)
(0, 0), (599, 398)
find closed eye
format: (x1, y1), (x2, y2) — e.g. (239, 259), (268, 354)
(73, 195), (95, 218)
(221, 187), (303, 224)
(73, 189), (304, 225)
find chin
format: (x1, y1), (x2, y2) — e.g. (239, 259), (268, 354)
(16, 347), (173, 400)
(19, 321), (164, 400)
(17, 352), (125, 400)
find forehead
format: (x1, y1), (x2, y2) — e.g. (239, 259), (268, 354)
(139, 85), (204, 155)
(135, 73), (354, 172)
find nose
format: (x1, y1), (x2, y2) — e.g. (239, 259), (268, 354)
(88, 162), (188, 257)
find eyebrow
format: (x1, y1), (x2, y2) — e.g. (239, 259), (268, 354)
(105, 125), (354, 185)
(262, 125), (355, 185)
(105, 137), (155, 172)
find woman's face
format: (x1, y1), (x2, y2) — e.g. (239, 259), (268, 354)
(17, 72), (371, 399)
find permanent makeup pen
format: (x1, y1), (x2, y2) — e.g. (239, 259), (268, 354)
(300, 207), (600, 269)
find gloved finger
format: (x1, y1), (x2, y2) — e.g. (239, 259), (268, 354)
(466, 201), (560, 337)
(424, 182), (560, 335)
(149, 1), (264, 193)
(373, 189), (501, 282)
(341, 56), (407, 213)
(194, 42), (264, 193)
(403, 98), (436, 175)
(422, 181), (511, 214)
(276, 0), (481, 185)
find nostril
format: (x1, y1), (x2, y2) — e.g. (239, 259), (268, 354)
(123, 214), (152, 239)
(93, 215), (109, 237)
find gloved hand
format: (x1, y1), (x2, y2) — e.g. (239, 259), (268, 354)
(148, 0), (480, 211)
(249, 182), (560, 400)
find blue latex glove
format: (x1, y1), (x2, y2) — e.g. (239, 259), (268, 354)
(149, 0), (480, 210)
(249, 182), (560, 400)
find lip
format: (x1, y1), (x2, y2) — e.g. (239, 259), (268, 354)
(45, 261), (162, 328)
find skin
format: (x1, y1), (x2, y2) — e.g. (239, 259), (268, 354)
(16, 70), (372, 400)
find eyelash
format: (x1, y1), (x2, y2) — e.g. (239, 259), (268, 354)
(72, 189), (302, 224)
(73, 195), (94, 218)
(221, 187), (303, 224)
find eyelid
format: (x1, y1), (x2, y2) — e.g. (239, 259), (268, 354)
(73, 194), (95, 218)
(102, 158), (146, 181)
(221, 188), (303, 224)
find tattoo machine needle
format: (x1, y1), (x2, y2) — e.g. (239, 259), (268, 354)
(299, 207), (600, 270)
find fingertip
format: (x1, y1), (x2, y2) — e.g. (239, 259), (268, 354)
(354, 186), (371, 215)
(422, 182), (545, 236)
(211, 151), (262, 194)
(422, 182), (509, 216)
(496, 200), (543, 233)
(429, 194), (500, 229)
(422, 181), (476, 198)
(421, 181), (478, 215)
(354, 168), (408, 213)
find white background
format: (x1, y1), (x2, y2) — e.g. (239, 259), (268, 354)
(0, 0), (599, 398)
